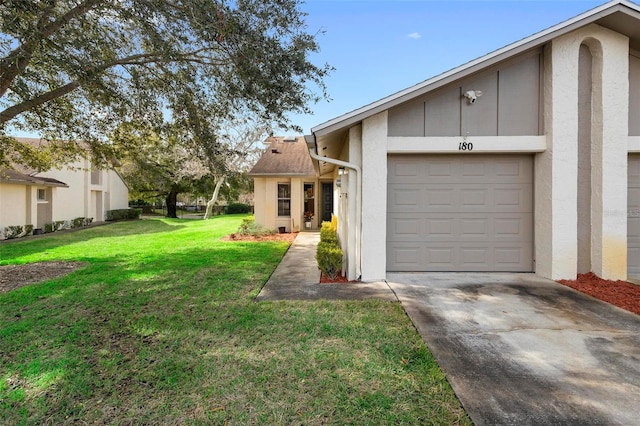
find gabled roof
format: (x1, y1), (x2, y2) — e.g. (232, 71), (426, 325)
(249, 136), (315, 177)
(0, 168), (68, 187)
(311, 0), (640, 138)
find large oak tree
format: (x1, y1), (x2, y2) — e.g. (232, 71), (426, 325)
(0, 0), (329, 169)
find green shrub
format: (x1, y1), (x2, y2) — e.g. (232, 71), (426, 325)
(44, 223), (54, 233)
(105, 208), (141, 221)
(236, 218), (275, 237)
(225, 203), (251, 214)
(24, 225), (33, 236)
(320, 221), (338, 244)
(72, 217), (85, 228)
(4, 225), (24, 239)
(315, 241), (343, 280)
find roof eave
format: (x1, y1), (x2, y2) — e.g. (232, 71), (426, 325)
(0, 178), (69, 187)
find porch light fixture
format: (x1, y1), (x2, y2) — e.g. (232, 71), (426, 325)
(463, 90), (482, 104)
(338, 167), (347, 175)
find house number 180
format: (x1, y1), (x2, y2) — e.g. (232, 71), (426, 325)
(458, 142), (473, 151)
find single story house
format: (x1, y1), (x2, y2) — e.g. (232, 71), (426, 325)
(301, 0), (640, 282)
(0, 138), (129, 237)
(250, 136), (335, 232)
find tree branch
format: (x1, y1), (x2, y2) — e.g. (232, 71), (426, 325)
(0, 50), (228, 125)
(0, 0), (105, 98)
(0, 81), (80, 124)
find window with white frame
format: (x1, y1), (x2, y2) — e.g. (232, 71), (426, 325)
(277, 183), (291, 216)
(37, 188), (46, 201)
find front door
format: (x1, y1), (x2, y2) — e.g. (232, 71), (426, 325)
(321, 182), (333, 222)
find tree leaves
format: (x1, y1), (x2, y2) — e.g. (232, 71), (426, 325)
(0, 0), (331, 169)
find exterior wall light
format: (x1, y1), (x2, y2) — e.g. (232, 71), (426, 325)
(463, 90), (482, 104)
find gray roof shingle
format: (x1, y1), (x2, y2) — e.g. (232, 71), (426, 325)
(249, 136), (315, 176)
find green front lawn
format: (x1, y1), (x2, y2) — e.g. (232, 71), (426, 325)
(0, 216), (470, 425)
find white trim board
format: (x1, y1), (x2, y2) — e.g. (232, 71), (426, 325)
(387, 136), (546, 154)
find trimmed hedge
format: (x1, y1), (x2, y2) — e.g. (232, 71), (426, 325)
(315, 215), (343, 280)
(315, 241), (343, 280)
(105, 208), (141, 221)
(1, 218), (93, 240)
(224, 203), (251, 214)
(319, 222), (338, 244)
(3, 225), (25, 239)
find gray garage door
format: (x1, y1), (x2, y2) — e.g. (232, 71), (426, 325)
(387, 154), (533, 271)
(629, 155), (640, 279)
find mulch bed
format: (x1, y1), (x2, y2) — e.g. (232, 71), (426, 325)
(222, 232), (298, 243)
(0, 261), (86, 293)
(320, 273), (358, 284)
(558, 272), (640, 315)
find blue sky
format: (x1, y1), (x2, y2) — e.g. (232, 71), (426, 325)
(10, 1), (612, 139)
(287, 0), (607, 134)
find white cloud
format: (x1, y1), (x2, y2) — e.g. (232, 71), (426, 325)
(407, 32), (421, 39)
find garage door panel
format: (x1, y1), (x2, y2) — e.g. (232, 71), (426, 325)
(630, 155), (640, 278)
(388, 213), (532, 243)
(387, 242), (532, 271)
(387, 154), (533, 272)
(387, 184), (532, 213)
(389, 156), (532, 184)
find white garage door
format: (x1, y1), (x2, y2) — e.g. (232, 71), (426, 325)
(629, 155), (640, 279)
(387, 155), (534, 272)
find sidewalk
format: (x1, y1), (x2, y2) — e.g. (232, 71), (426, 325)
(256, 232), (396, 301)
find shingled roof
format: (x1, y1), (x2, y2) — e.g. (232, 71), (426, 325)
(0, 168), (68, 187)
(249, 136), (315, 176)
(0, 138), (70, 187)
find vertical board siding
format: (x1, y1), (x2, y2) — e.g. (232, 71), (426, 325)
(388, 52), (541, 138)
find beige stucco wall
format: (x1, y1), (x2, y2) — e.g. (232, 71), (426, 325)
(537, 24), (629, 280)
(44, 161), (89, 221)
(108, 171), (130, 211)
(1, 160), (129, 233)
(252, 176), (318, 233)
(348, 125), (363, 280)
(0, 183), (28, 228)
(360, 111), (388, 281)
(41, 161), (129, 223)
(253, 178), (268, 227)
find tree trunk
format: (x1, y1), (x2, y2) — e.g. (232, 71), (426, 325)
(204, 176), (225, 220)
(165, 189), (178, 218)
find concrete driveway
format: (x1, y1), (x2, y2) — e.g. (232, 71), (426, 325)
(387, 273), (640, 426)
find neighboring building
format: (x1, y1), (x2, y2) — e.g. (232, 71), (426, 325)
(249, 136), (334, 232)
(302, 0), (640, 282)
(0, 138), (129, 237)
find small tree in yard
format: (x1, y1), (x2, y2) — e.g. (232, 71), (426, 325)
(198, 116), (266, 220)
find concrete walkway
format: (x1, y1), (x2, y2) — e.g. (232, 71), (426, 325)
(256, 232), (396, 301)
